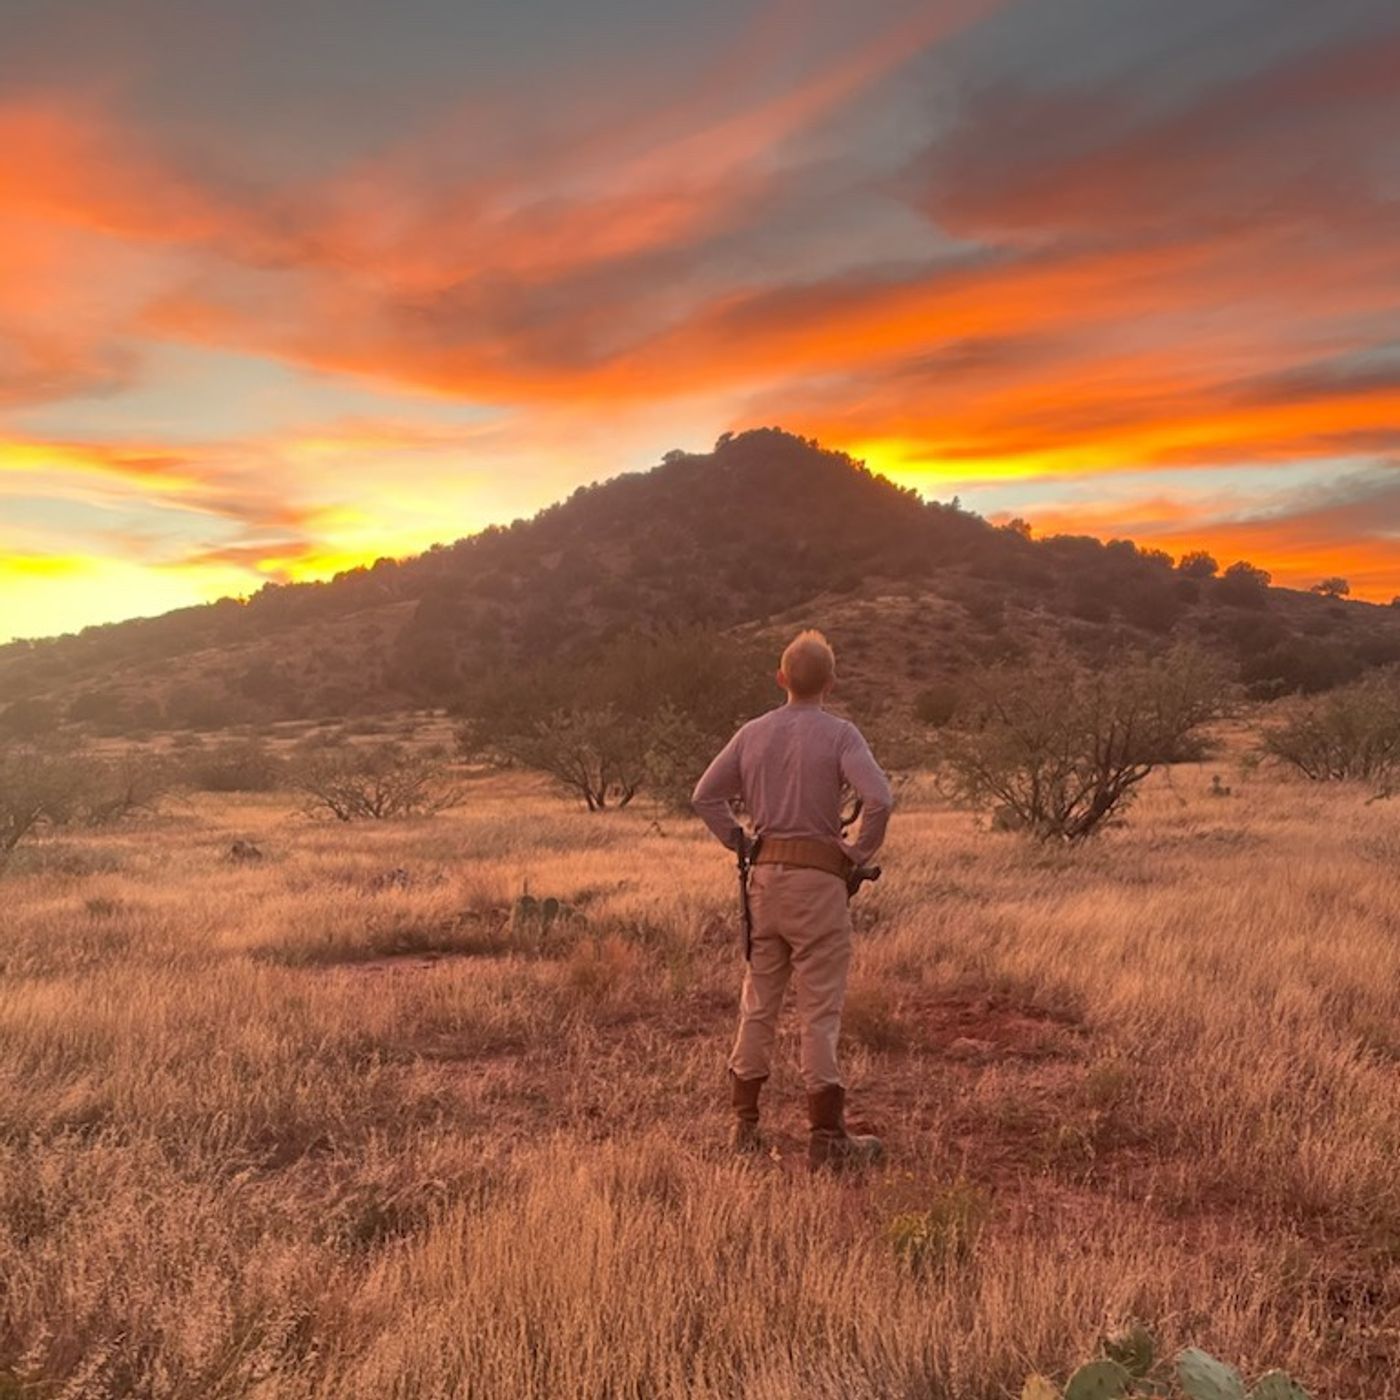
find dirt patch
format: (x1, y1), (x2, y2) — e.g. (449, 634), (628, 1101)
(910, 991), (1085, 1061)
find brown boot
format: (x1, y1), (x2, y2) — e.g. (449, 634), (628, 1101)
(807, 1084), (883, 1171)
(729, 1071), (766, 1154)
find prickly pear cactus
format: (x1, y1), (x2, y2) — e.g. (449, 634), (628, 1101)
(1064, 1360), (1132, 1400)
(1177, 1348), (1246, 1400)
(540, 896), (560, 931)
(1021, 1377), (1061, 1400)
(1104, 1323), (1155, 1379)
(1247, 1373), (1310, 1400)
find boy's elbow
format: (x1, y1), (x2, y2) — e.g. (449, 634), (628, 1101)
(691, 786), (724, 820)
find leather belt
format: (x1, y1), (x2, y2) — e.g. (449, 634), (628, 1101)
(753, 837), (852, 879)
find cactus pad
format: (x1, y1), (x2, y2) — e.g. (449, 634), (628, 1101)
(1247, 1373), (1310, 1400)
(1104, 1323), (1155, 1378)
(1177, 1348), (1246, 1400)
(1064, 1360), (1132, 1400)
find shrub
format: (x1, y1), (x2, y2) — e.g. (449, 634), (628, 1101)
(913, 683), (960, 727)
(937, 646), (1227, 841)
(292, 743), (461, 820)
(183, 739), (286, 792)
(1261, 673), (1400, 783)
(887, 1182), (988, 1273)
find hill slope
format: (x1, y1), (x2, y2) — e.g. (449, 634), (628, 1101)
(2, 428), (1398, 731)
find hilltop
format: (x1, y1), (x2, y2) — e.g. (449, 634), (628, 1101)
(2, 428), (1398, 732)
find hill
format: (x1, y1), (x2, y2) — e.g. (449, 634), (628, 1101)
(2, 428), (1398, 733)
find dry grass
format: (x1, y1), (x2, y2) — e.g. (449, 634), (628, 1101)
(1, 760), (1398, 1398)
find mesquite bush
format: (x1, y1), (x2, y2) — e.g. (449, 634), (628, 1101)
(292, 743), (461, 821)
(1262, 670), (1400, 784)
(938, 646), (1227, 841)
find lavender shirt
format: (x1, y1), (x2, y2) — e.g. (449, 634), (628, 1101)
(692, 700), (894, 867)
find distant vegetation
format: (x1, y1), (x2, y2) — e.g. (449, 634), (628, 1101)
(4, 430), (1400, 738)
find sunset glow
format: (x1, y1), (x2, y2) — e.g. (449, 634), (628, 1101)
(2, 0), (1398, 642)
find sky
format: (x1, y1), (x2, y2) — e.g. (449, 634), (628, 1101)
(1, 0), (1398, 643)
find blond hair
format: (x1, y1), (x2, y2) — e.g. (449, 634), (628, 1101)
(780, 629), (836, 699)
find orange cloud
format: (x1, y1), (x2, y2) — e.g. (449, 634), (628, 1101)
(3, 5), (1400, 625)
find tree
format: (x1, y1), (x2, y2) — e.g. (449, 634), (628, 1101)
(1218, 561), (1272, 609)
(936, 646), (1227, 841)
(292, 744), (461, 820)
(486, 706), (650, 811)
(1177, 551), (1218, 579)
(1310, 577), (1350, 599)
(1224, 561), (1271, 587)
(456, 628), (772, 809)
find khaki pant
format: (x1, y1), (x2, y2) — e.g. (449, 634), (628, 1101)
(728, 863), (852, 1091)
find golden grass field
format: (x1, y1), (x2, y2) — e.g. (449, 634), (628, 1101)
(2, 741), (1399, 1398)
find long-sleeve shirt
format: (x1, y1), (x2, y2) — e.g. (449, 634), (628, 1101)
(691, 700), (894, 867)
